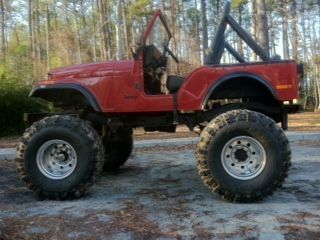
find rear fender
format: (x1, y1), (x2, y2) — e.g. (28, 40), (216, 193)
(202, 72), (278, 109)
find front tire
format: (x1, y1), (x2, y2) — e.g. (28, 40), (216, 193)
(16, 115), (104, 199)
(196, 109), (291, 203)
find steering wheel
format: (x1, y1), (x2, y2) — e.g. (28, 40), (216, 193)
(164, 45), (179, 63)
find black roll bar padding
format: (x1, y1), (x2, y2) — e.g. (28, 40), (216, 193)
(205, 1), (231, 65)
(225, 42), (246, 63)
(204, 0), (271, 65)
(226, 15), (271, 61)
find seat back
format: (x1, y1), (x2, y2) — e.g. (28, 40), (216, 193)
(166, 75), (185, 93)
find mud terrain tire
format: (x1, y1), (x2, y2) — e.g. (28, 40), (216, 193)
(16, 115), (104, 199)
(196, 109), (291, 203)
(103, 128), (133, 171)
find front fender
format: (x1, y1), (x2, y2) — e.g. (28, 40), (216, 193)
(30, 84), (101, 112)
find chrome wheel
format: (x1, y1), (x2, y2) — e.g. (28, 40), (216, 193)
(36, 140), (77, 180)
(221, 136), (266, 180)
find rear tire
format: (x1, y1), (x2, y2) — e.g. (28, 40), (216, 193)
(103, 127), (133, 171)
(196, 109), (291, 203)
(16, 115), (104, 199)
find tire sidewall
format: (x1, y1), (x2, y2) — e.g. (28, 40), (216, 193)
(207, 121), (282, 193)
(24, 126), (93, 193)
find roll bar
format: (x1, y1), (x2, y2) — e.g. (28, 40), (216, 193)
(205, 1), (271, 65)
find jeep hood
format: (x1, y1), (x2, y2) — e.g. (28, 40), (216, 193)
(48, 61), (116, 80)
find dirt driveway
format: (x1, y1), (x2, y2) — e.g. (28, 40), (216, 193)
(0, 139), (320, 240)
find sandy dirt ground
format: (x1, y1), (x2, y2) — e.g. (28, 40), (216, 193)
(0, 138), (319, 239)
(288, 112), (320, 131)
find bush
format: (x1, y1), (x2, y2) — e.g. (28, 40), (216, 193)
(0, 67), (51, 137)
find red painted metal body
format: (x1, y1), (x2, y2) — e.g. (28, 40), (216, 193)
(35, 59), (299, 113)
(34, 10), (299, 114)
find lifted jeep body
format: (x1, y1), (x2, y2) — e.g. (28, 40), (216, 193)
(17, 2), (301, 202)
(31, 60), (299, 113)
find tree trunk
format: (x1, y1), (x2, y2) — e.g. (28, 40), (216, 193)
(35, 0), (41, 67)
(123, 1), (132, 59)
(300, 4), (309, 108)
(29, 0), (41, 78)
(268, 8), (276, 57)
(194, 0), (201, 65)
(169, 0), (178, 57)
(291, 0), (298, 60)
(96, 0), (106, 60)
(97, 0), (111, 60)
(80, 0), (88, 60)
(91, 0), (97, 62)
(237, 4), (244, 57)
(29, 0), (35, 68)
(176, 1), (182, 61)
(72, 1), (82, 63)
(0, 0), (6, 62)
(79, 0), (87, 26)
(280, 1), (290, 59)
(317, 65), (320, 111)
(53, 0), (58, 30)
(317, 0), (320, 48)
(256, 0), (270, 57)
(116, 0), (125, 60)
(213, 0), (221, 22)
(45, 0), (50, 71)
(200, 0), (208, 63)
(251, 0), (257, 61)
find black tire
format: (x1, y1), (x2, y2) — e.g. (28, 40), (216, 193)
(103, 127), (133, 171)
(16, 115), (104, 199)
(196, 109), (291, 203)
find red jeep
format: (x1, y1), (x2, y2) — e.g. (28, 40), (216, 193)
(17, 3), (301, 202)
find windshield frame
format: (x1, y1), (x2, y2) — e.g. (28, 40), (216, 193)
(142, 10), (172, 47)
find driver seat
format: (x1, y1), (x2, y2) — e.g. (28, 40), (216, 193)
(166, 75), (185, 93)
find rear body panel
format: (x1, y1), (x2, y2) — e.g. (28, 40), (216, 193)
(179, 60), (299, 111)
